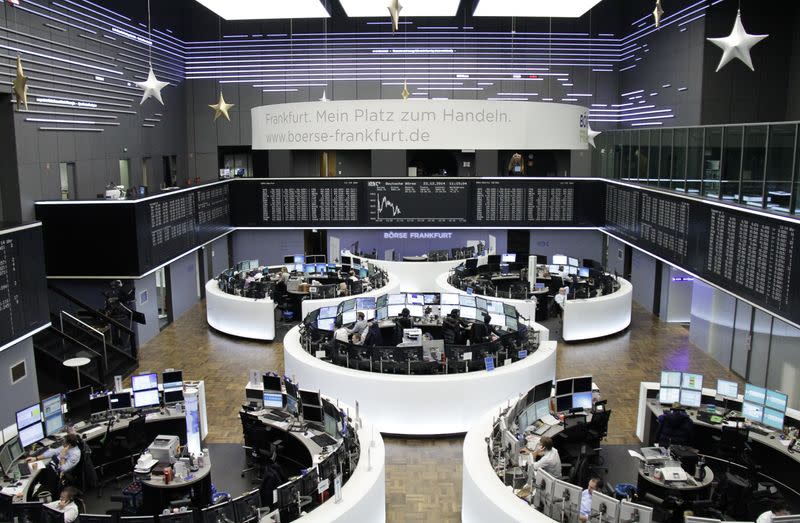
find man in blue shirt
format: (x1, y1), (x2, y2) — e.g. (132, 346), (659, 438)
(579, 477), (603, 522)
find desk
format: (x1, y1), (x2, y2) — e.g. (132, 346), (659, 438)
(206, 280), (277, 341)
(561, 276), (632, 341)
(285, 325), (557, 435)
(140, 453), (213, 515)
(636, 462), (713, 501)
(402, 256), (428, 262)
(300, 274), (400, 318)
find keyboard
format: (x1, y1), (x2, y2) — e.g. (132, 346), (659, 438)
(749, 425), (771, 436)
(78, 424), (99, 434)
(311, 434), (338, 447)
(264, 413), (286, 422)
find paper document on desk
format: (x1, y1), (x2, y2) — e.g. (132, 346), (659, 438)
(628, 450), (646, 462)
(1, 485), (22, 496)
(540, 414), (560, 426)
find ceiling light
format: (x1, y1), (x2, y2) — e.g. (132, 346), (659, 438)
(339, 0), (460, 17)
(473, 0), (602, 18)
(195, 0), (330, 20)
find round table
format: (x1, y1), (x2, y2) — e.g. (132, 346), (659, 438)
(63, 357), (91, 387)
(636, 463), (714, 502)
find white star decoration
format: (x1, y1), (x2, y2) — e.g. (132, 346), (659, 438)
(208, 92), (234, 121)
(587, 125), (600, 148)
(653, 0), (664, 28)
(135, 66), (169, 105)
(706, 10), (768, 72)
(387, 0), (402, 32)
(319, 89), (329, 102)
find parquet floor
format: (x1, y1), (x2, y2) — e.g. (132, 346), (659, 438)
(135, 300), (743, 521)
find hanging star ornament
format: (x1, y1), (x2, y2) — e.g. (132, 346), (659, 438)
(401, 79), (410, 100)
(135, 66), (169, 105)
(653, 0), (664, 28)
(587, 125), (600, 148)
(208, 92), (234, 122)
(319, 89), (329, 102)
(12, 56), (28, 110)
(387, 0), (402, 32)
(706, 10), (768, 72)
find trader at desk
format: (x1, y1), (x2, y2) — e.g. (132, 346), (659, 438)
(394, 308), (413, 343)
(44, 486), (80, 523)
(442, 309), (470, 344)
(26, 433), (82, 495)
(521, 436), (561, 477)
(470, 313), (499, 344)
(656, 403), (694, 447)
(349, 312), (369, 337)
(553, 287), (568, 316)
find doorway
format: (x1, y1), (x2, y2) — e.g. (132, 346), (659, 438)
(142, 157), (151, 193)
(119, 159), (130, 189)
(162, 155), (177, 188)
(304, 230), (327, 259)
(507, 230), (530, 257)
(59, 162), (76, 200)
(155, 267), (172, 330)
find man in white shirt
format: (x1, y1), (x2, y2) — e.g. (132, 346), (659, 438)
(349, 312), (369, 337)
(523, 436), (561, 477)
(757, 501), (790, 523)
(45, 486), (80, 523)
(333, 320), (350, 344)
(579, 477), (603, 522)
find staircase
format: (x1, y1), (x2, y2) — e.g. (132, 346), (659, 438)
(34, 285), (139, 396)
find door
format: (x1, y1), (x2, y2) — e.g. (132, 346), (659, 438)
(304, 230), (327, 258)
(119, 159), (130, 189)
(730, 302), (753, 377)
(507, 230), (530, 257)
(155, 267), (172, 330)
(142, 157), (152, 193)
(59, 162), (76, 200)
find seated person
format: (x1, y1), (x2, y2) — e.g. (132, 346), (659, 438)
(349, 312), (369, 336)
(348, 271), (360, 282)
(337, 282), (349, 297)
(363, 321), (383, 346)
(655, 403), (693, 447)
(394, 308), (414, 343)
(579, 477), (603, 522)
(351, 332), (363, 346)
(521, 436), (561, 477)
(442, 309), (469, 344)
(27, 433), (81, 496)
(333, 320), (350, 343)
(553, 287), (568, 312)
(756, 501), (791, 523)
(45, 486), (80, 523)
(470, 313), (499, 344)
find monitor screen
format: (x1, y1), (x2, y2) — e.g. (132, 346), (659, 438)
(572, 392), (593, 410)
(317, 264), (328, 274)
(283, 256), (294, 264)
(680, 389), (702, 408)
(568, 257), (578, 267)
(407, 293), (424, 306)
(263, 392), (284, 409)
(552, 255), (568, 265)
(387, 304), (405, 317)
(284, 380), (298, 399)
(556, 395), (572, 413)
(475, 297), (487, 310)
(548, 264), (561, 274)
(376, 294), (388, 308)
(555, 379), (573, 396)
(486, 301), (504, 314)
(341, 300), (356, 312)
(407, 305), (424, 318)
(293, 255), (305, 264)
(501, 253), (516, 263)
(44, 414), (64, 438)
(318, 306), (338, 319)
(16, 404), (41, 430)
(742, 401), (764, 423)
(658, 387), (680, 405)
(567, 266), (578, 276)
(162, 370), (183, 390)
(317, 318), (335, 331)
(294, 263), (304, 272)
(761, 408), (784, 430)
(507, 316), (518, 331)
(303, 264), (315, 273)
(0, 445), (12, 475)
(489, 313), (505, 326)
(303, 405), (323, 423)
(423, 294), (439, 305)
(533, 381), (553, 402)
(503, 303), (516, 317)
(681, 373), (703, 391)
(388, 294), (406, 305)
(342, 309), (357, 324)
(163, 390), (184, 404)
(440, 293), (459, 305)
(535, 399), (551, 420)
(744, 384), (766, 405)
(109, 392), (132, 410)
(132, 373), (158, 392)
(578, 268), (590, 278)
(660, 371), (682, 388)
(286, 396), (299, 416)
(499, 264), (509, 275)
(133, 389), (160, 408)
(18, 422), (44, 448)
(263, 375), (282, 392)
(42, 395), (62, 420)
(765, 390), (788, 412)
(573, 377), (592, 393)
(460, 307), (477, 320)
(716, 379), (739, 399)
(299, 390), (320, 406)
(65, 386), (92, 423)
(534, 282), (546, 289)
(459, 295), (476, 307)
(324, 412), (339, 439)
(89, 394), (109, 415)
(356, 297), (376, 310)
(376, 307), (388, 320)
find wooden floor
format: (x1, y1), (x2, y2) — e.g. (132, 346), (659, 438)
(136, 300), (743, 521)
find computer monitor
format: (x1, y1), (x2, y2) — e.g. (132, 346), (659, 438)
(533, 381), (553, 402)
(286, 396), (299, 417)
(263, 375), (282, 393)
(323, 412), (339, 440)
(284, 380), (298, 400)
(201, 501), (236, 523)
(742, 401), (764, 423)
(573, 376), (592, 393)
(762, 408), (784, 431)
(716, 379), (739, 399)
(567, 266), (578, 276)
(551, 479), (582, 522)
(0, 444), (13, 475)
(532, 469), (557, 510)
(773, 516), (800, 523)
(765, 389), (788, 412)
(42, 505), (65, 523)
(299, 390), (321, 407)
(7, 437), (23, 463)
(459, 295), (476, 307)
(423, 294), (439, 305)
(342, 309), (357, 324)
(548, 264), (561, 274)
(488, 313), (505, 326)
(555, 379), (573, 396)
(387, 304), (405, 317)
(680, 389), (702, 408)
(41, 394), (63, 436)
(506, 316), (518, 331)
(572, 392), (593, 410)
(263, 392), (283, 409)
(556, 395), (572, 413)
(11, 502), (44, 523)
(132, 373), (158, 392)
(293, 255), (305, 264)
(162, 370), (183, 390)
(407, 293), (424, 305)
(163, 389), (184, 404)
(275, 480), (300, 509)
(109, 392), (132, 411)
(18, 421), (44, 448)
(316, 318), (335, 331)
(590, 491), (620, 521)
(89, 394), (110, 415)
(300, 468), (319, 497)
(619, 500), (653, 523)
(534, 399), (551, 420)
(486, 301), (503, 314)
(658, 387), (680, 405)
(578, 267), (590, 278)
(16, 404), (42, 431)
(303, 405), (323, 423)
(318, 306), (338, 319)
(660, 371), (682, 388)
(356, 297), (376, 310)
(552, 255), (568, 265)
(232, 489), (261, 522)
(407, 304), (424, 318)
(387, 293), (405, 305)
(376, 307), (388, 321)
(534, 282), (546, 289)
(501, 253), (516, 263)
(65, 385), (92, 423)
(503, 303), (515, 316)
(681, 373), (703, 391)
(744, 383), (766, 404)
(303, 263), (315, 273)
(133, 388), (160, 408)
(567, 257), (578, 267)
(283, 256), (294, 264)
(440, 293), (459, 305)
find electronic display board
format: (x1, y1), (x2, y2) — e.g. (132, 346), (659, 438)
(365, 179), (470, 225)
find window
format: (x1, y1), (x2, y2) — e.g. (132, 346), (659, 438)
(10, 360), (26, 384)
(671, 129), (687, 191)
(764, 124), (795, 213)
(721, 126), (743, 201)
(686, 128), (703, 194)
(658, 129), (673, 188)
(59, 162), (76, 200)
(119, 159), (130, 189)
(702, 128), (722, 198)
(740, 125), (767, 206)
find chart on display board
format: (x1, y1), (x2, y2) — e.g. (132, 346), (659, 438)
(365, 179), (470, 225)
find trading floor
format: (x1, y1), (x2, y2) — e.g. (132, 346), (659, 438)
(135, 300), (742, 521)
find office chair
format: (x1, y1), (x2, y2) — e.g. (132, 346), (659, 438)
(716, 424), (750, 461)
(586, 409), (611, 449)
(241, 412), (272, 481)
(109, 415), (148, 485)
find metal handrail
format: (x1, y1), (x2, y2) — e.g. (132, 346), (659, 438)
(60, 310), (108, 368)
